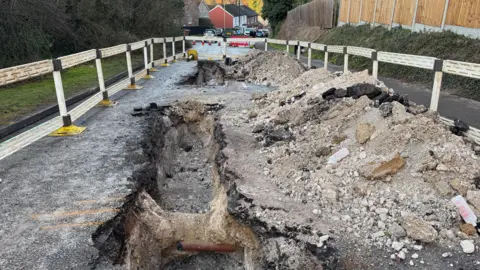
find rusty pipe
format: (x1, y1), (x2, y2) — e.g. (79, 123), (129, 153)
(177, 242), (237, 253)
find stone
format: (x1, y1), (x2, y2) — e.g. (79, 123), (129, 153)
(248, 111), (258, 119)
(442, 252), (452, 258)
(334, 88), (347, 98)
(436, 163), (449, 171)
(347, 83), (382, 99)
(392, 241), (404, 251)
(446, 230), (456, 240)
(392, 101), (411, 124)
(450, 179), (469, 196)
(379, 102), (393, 118)
(413, 245), (423, 251)
(389, 223), (407, 238)
(460, 240), (475, 254)
(397, 251), (406, 260)
(403, 215), (438, 243)
(264, 128), (294, 146)
(312, 209), (320, 215)
(390, 254), (396, 260)
(359, 152), (367, 159)
(323, 189), (338, 202)
(433, 180), (454, 197)
(409, 260), (414, 266)
(332, 134), (347, 145)
(356, 123), (376, 144)
(411, 253), (419, 259)
(319, 235), (329, 243)
(252, 124), (265, 133)
(467, 190), (480, 211)
(252, 93), (267, 100)
(361, 154), (405, 180)
(460, 223), (477, 236)
(372, 231), (386, 238)
(273, 112), (289, 125)
(315, 147), (331, 157)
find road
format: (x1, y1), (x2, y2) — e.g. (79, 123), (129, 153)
(257, 42), (480, 128)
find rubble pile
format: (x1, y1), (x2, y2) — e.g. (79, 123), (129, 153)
(222, 50), (306, 86)
(233, 68), (480, 265)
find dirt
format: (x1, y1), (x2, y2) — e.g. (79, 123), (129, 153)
(180, 60), (226, 86)
(93, 54), (480, 269)
(222, 50), (306, 86)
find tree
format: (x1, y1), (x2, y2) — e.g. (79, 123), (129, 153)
(247, 0), (263, 15)
(262, 0), (293, 33)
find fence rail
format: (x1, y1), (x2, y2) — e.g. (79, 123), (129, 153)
(2, 35), (480, 161)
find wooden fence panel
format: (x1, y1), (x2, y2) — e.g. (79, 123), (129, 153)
(286, 0), (334, 28)
(361, 0), (376, 22)
(416, 0), (445, 27)
(375, 0), (394, 25)
(393, 0), (416, 25)
(446, 0), (480, 28)
(349, 0), (362, 23)
(339, 0), (349, 22)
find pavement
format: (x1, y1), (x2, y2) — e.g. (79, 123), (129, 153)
(257, 42), (480, 128)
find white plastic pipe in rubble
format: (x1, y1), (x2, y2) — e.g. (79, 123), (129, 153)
(126, 50), (133, 79)
(53, 70), (68, 118)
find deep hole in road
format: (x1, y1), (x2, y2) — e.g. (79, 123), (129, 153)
(179, 60), (226, 86)
(92, 101), (259, 269)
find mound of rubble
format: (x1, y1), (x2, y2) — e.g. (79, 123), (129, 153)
(222, 50), (306, 86)
(227, 68), (480, 268)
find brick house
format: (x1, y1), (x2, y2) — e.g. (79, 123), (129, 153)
(208, 4), (258, 29)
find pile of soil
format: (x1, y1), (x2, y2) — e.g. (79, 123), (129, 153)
(226, 68), (480, 268)
(222, 50), (306, 86)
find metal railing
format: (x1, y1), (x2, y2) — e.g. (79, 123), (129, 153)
(1, 35), (480, 160)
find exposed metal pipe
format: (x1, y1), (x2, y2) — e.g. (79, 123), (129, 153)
(177, 242), (237, 253)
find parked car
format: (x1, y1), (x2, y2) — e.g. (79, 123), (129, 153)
(204, 29), (215, 37)
(255, 31), (265, 37)
(244, 28), (255, 36)
(260, 29), (269, 37)
(214, 28), (223, 36)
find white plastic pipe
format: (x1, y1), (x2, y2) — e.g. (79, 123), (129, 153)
(53, 71), (68, 117)
(95, 58), (106, 93)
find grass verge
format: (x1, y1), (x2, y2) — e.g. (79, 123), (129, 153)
(312, 24), (480, 101)
(0, 54), (143, 126)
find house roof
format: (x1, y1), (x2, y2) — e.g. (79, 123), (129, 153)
(217, 4), (258, 17)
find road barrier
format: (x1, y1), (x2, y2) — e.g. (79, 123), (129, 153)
(1, 36), (480, 161)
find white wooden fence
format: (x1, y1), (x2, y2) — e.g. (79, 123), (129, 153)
(1, 36), (480, 161)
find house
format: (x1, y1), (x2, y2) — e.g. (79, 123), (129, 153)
(208, 4), (259, 29)
(198, 0), (211, 18)
(184, 0), (200, 26)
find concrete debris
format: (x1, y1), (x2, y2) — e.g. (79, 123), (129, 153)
(459, 223), (477, 236)
(442, 252), (452, 258)
(392, 241), (404, 251)
(467, 190), (480, 212)
(403, 216), (438, 243)
(356, 123), (376, 144)
(460, 240), (475, 254)
(379, 102), (393, 117)
(398, 251), (406, 260)
(223, 50), (306, 86)
(327, 148), (350, 164)
(389, 223), (407, 238)
(411, 253), (419, 259)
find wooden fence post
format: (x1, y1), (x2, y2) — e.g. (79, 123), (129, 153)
(343, 47), (349, 73)
(150, 39), (159, 72)
(372, 51), (378, 79)
(143, 41), (154, 79)
(286, 40), (290, 54)
(359, 0), (364, 24)
(372, 0), (378, 26)
(308, 43), (312, 68)
(125, 45), (142, 89)
(412, 0), (419, 32)
(50, 59), (86, 136)
(95, 50), (115, 106)
(172, 37), (176, 61)
(441, 0), (450, 30)
(347, 0), (351, 24)
(389, 0), (397, 30)
(324, 46), (329, 70)
(265, 38), (268, 52)
(161, 38), (169, 67)
(297, 41), (301, 60)
(430, 60), (444, 112)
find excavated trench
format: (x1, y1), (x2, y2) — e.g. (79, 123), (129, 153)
(92, 101), (259, 269)
(180, 60), (226, 86)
